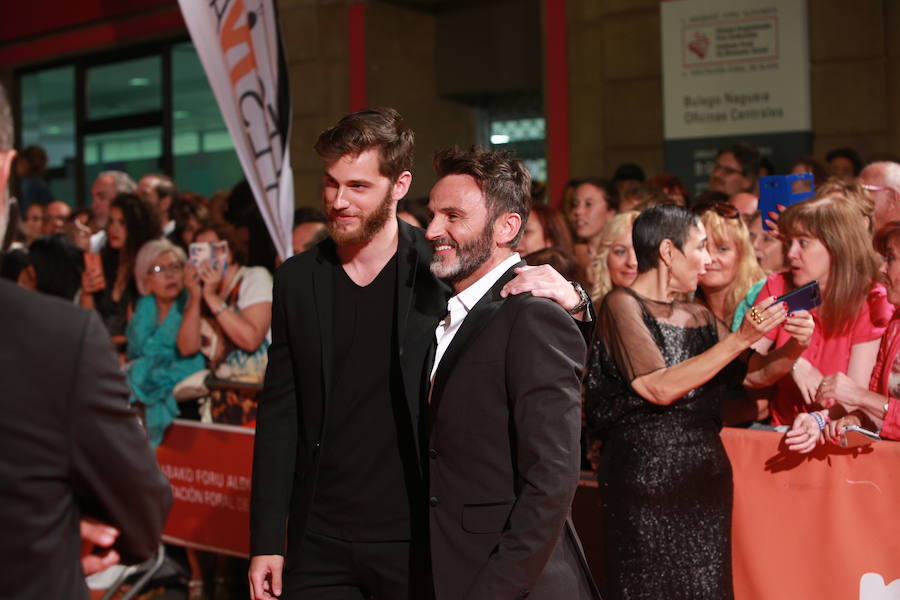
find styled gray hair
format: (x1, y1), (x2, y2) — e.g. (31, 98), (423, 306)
(134, 238), (186, 296)
(98, 170), (137, 194)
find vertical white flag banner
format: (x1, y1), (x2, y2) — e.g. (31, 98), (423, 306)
(178, 0), (294, 261)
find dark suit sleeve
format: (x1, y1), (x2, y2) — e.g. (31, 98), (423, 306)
(250, 267), (298, 556)
(467, 298), (587, 599)
(70, 310), (172, 564)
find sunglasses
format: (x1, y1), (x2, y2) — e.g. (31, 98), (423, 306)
(692, 201), (740, 220)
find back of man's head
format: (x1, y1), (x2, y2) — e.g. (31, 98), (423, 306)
(862, 161), (900, 193)
(314, 107), (414, 183)
(433, 145), (531, 247)
(98, 170), (137, 194)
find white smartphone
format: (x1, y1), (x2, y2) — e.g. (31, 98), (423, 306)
(840, 425), (881, 448)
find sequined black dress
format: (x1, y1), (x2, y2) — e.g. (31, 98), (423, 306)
(585, 287), (744, 600)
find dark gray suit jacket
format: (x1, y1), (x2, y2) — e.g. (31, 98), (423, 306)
(0, 279), (172, 599)
(427, 263), (600, 600)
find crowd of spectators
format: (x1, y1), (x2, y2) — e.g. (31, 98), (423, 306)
(3, 137), (900, 596)
(4, 140), (900, 451)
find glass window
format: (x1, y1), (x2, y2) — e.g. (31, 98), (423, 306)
(171, 41), (242, 197)
(87, 55), (162, 120)
(83, 127), (163, 195)
(20, 66), (77, 169)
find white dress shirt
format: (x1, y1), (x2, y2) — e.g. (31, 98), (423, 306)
(430, 252), (521, 382)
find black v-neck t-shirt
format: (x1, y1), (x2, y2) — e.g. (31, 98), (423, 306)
(307, 254), (416, 541)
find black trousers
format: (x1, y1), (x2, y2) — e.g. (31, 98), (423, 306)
(284, 531), (433, 600)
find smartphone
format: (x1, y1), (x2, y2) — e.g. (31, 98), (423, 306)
(759, 173), (815, 231)
(211, 240), (229, 273)
(840, 424), (881, 448)
(189, 242), (212, 266)
(83, 252), (106, 290)
(770, 280), (822, 313)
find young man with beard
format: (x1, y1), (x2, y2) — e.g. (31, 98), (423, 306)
(249, 109), (590, 600)
(425, 147), (598, 599)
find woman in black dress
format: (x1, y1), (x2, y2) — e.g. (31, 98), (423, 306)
(585, 205), (809, 599)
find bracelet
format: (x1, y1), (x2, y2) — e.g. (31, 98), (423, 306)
(214, 300), (228, 317)
(809, 411), (826, 431)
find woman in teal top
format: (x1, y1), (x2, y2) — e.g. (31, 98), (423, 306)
(126, 239), (205, 446)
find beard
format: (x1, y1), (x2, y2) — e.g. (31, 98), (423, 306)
(327, 189), (394, 246)
(429, 220), (495, 283)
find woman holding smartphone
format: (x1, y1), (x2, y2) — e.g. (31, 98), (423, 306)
(752, 197), (893, 452)
(802, 222), (900, 444)
(80, 194), (160, 344)
(176, 222), (272, 378)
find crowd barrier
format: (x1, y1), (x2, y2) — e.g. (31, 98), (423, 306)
(156, 422), (900, 599)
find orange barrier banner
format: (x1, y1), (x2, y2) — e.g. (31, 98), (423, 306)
(157, 421), (900, 596)
(723, 427), (900, 600)
(156, 419), (254, 557)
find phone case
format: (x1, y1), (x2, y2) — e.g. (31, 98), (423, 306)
(771, 280), (822, 313)
(759, 173), (815, 231)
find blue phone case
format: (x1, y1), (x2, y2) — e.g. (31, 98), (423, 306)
(759, 174), (815, 231)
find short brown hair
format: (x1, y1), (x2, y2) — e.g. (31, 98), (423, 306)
(314, 107), (414, 182)
(433, 146), (531, 246)
(528, 201), (573, 255)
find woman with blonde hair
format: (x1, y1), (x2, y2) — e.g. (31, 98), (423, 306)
(693, 202), (767, 330)
(753, 196), (894, 449)
(590, 210), (639, 307)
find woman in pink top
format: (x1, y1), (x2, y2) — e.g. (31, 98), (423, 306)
(815, 222), (900, 441)
(751, 197), (893, 452)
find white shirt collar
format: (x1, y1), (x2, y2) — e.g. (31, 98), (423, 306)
(451, 252), (522, 313)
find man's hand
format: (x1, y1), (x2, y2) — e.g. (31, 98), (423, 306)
(500, 265), (584, 318)
(80, 518), (121, 576)
(249, 555), (284, 600)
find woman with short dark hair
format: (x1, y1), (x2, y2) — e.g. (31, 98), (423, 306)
(584, 204), (805, 599)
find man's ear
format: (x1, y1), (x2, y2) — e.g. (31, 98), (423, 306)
(658, 238), (675, 268)
(391, 171), (412, 201)
(17, 265), (36, 290)
(494, 212), (522, 247)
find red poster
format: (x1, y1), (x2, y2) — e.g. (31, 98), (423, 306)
(156, 420), (254, 557)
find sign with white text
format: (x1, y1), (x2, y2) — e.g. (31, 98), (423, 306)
(660, 0), (811, 193)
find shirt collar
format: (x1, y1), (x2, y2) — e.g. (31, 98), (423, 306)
(452, 252), (521, 313)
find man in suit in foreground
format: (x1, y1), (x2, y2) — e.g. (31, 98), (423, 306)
(425, 146), (599, 600)
(0, 279), (172, 599)
(248, 108), (589, 599)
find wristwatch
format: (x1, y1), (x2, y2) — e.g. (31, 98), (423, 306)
(567, 281), (590, 315)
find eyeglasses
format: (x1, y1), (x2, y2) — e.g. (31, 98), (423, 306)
(712, 163), (743, 177)
(149, 263), (184, 276)
(693, 201), (740, 220)
(861, 183), (893, 194)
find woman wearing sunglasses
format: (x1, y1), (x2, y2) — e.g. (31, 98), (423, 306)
(693, 202), (767, 331)
(125, 238), (205, 446)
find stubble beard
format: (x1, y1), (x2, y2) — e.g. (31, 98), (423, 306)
(430, 220), (495, 283)
(327, 189), (394, 246)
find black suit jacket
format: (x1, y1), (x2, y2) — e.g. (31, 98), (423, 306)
(427, 263), (600, 600)
(250, 219), (450, 557)
(0, 280), (172, 600)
